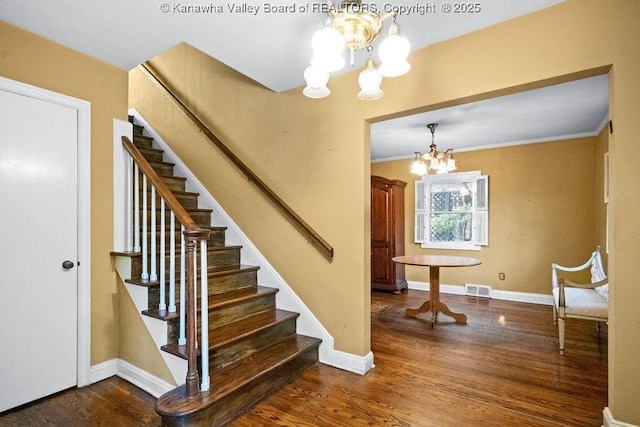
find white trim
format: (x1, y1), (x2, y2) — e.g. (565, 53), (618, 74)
(408, 281), (554, 306)
(90, 359), (118, 383)
(128, 110), (371, 375)
(321, 350), (374, 375)
(116, 359), (175, 398)
(113, 119), (133, 252)
(90, 359), (175, 398)
(604, 407), (640, 427)
(0, 76), (92, 387)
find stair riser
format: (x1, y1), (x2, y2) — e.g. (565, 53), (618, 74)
(137, 209), (210, 227)
(137, 148), (164, 163)
(133, 124), (144, 135)
(142, 230), (227, 248)
(131, 250), (247, 282)
(149, 162), (175, 176)
(143, 247), (241, 272)
(163, 287), (268, 343)
(206, 293), (275, 330)
(208, 269), (257, 295)
(145, 268), (255, 310)
(136, 176), (186, 192)
(133, 137), (154, 149)
(137, 188), (197, 209)
(209, 320), (297, 371)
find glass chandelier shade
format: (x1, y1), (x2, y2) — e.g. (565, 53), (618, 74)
(378, 23), (411, 77)
(311, 24), (346, 72)
(357, 57), (383, 101)
(303, 0), (411, 101)
(410, 154), (428, 176)
(303, 65), (330, 99)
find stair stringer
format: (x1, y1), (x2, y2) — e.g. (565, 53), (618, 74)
(113, 255), (187, 388)
(129, 109), (374, 375)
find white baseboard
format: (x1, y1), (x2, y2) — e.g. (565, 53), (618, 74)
(407, 281), (554, 306)
(90, 358), (175, 398)
(116, 359), (175, 398)
(129, 109), (372, 376)
(90, 359), (118, 384)
(321, 350), (374, 376)
(604, 407), (639, 427)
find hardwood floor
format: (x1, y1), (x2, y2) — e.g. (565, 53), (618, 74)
(0, 289), (607, 426)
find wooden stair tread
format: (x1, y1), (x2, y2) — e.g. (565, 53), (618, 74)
(143, 307), (179, 321)
(156, 334), (321, 416)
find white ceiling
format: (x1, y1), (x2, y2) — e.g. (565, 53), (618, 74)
(371, 74), (609, 161)
(1, 0), (608, 160)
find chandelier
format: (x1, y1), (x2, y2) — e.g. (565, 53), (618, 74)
(303, 0), (411, 101)
(411, 123), (457, 175)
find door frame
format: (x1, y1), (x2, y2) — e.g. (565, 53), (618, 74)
(0, 76), (91, 387)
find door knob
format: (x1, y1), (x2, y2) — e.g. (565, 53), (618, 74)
(62, 260), (75, 269)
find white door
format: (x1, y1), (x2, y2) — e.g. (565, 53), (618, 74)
(0, 88), (78, 412)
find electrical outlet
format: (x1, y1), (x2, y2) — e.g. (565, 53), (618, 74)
(499, 272), (506, 280)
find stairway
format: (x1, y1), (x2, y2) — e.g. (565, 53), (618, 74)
(126, 123), (321, 426)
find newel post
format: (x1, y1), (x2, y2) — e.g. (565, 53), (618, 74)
(183, 227), (210, 398)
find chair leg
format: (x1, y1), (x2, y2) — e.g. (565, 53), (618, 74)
(558, 317), (565, 355)
(553, 305), (558, 325)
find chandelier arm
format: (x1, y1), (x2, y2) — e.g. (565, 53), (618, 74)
(379, 11), (397, 22)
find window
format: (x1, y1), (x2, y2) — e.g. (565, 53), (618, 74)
(415, 171), (488, 250)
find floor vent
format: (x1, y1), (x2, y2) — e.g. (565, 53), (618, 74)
(465, 283), (492, 298)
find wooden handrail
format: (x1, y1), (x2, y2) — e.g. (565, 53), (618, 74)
(122, 135), (197, 229)
(138, 63), (335, 259)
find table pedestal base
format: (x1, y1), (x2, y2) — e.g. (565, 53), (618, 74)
(404, 265), (467, 327)
(405, 301), (467, 326)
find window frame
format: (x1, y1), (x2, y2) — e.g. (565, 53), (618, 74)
(415, 171), (488, 251)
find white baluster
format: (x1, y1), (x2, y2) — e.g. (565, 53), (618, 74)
(169, 211), (176, 313)
(159, 198), (166, 311)
(200, 239), (209, 391)
(141, 175), (149, 282)
(193, 245), (198, 350)
(150, 187), (158, 282)
(178, 225), (186, 346)
(133, 163), (140, 252)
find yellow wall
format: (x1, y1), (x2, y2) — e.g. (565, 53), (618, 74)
(0, 21), (128, 365)
(128, 0), (639, 422)
(372, 134), (606, 291)
(118, 281), (176, 384)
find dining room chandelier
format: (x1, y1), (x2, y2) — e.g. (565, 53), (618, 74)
(411, 123), (457, 175)
(303, 0), (411, 101)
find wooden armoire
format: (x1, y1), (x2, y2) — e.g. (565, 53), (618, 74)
(371, 176), (407, 293)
